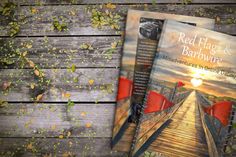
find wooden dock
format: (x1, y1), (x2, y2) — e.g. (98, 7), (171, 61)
(148, 91), (209, 157)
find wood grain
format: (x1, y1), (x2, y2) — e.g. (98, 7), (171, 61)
(0, 103), (115, 137)
(0, 137), (127, 157)
(0, 37), (121, 68)
(0, 69), (119, 102)
(9, 0), (236, 5)
(0, 5), (236, 36)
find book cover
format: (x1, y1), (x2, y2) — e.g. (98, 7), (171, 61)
(131, 19), (236, 157)
(112, 9), (215, 152)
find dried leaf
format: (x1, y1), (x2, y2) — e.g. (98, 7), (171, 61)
(105, 3), (116, 9)
(111, 41), (118, 49)
(26, 43), (32, 49)
(28, 60), (35, 68)
(67, 131), (71, 137)
(81, 112), (86, 117)
(59, 135), (64, 139)
(62, 92), (71, 98)
(2, 81), (11, 90)
(22, 51), (28, 56)
(31, 7), (38, 14)
(88, 79), (94, 85)
(85, 123), (92, 128)
(34, 69), (40, 76)
(27, 142), (34, 150)
(30, 83), (35, 89)
(36, 94), (43, 101)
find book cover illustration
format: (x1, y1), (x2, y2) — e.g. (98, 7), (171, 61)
(112, 9), (215, 152)
(131, 20), (236, 157)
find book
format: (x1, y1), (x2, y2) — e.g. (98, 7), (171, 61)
(111, 9), (215, 152)
(131, 19), (236, 157)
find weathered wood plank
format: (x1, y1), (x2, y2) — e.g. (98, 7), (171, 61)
(0, 103), (115, 137)
(0, 37), (121, 68)
(0, 137), (127, 157)
(8, 0), (236, 5)
(0, 5), (236, 36)
(0, 68), (119, 102)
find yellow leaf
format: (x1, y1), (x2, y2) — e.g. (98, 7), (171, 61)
(62, 152), (73, 157)
(27, 142), (33, 150)
(59, 135), (64, 139)
(31, 8), (38, 14)
(22, 51), (28, 56)
(67, 131), (71, 137)
(26, 44), (32, 49)
(111, 42), (118, 49)
(36, 94), (43, 101)
(62, 92), (71, 98)
(88, 79), (94, 85)
(81, 112), (86, 117)
(106, 3), (116, 9)
(85, 123), (92, 128)
(34, 69), (40, 76)
(30, 83), (35, 89)
(28, 60), (35, 68)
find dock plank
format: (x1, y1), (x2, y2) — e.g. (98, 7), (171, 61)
(0, 103), (116, 138)
(0, 137), (127, 157)
(0, 5), (236, 36)
(0, 68), (119, 102)
(0, 37), (121, 68)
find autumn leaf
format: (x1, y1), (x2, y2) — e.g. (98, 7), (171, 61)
(31, 7), (38, 14)
(22, 51), (28, 56)
(85, 123), (92, 128)
(111, 41), (118, 49)
(80, 43), (94, 50)
(105, 3), (116, 9)
(27, 142), (34, 150)
(88, 79), (94, 85)
(36, 94), (43, 101)
(67, 131), (71, 137)
(62, 152), (73, 157)
(43, 153), (52, 157)
(2, 81), (11, 90)
(30, 83), (35, 89)
(62, 92), (71, 98)
(59, 135), (64, 139)
(28, 60), (35, 68)
(26, 43), (32, 49)
(34, 69), (40, 76)
(81, 111), (86, 117)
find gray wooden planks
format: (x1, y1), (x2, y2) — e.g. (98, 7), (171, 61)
(0, 5), (236, 36)
(0, 69), (119, 102)
(0, 103), (115, 137)
(0, 37), (121, 68)
(0, 137), (127, 157)
(9, 0), (236, 5)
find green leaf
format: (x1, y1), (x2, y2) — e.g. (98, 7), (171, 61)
(67, 99), (75, 110)
(71, 64), (76, 72)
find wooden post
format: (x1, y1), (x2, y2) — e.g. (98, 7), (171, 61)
(169, 82), (178, 102)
